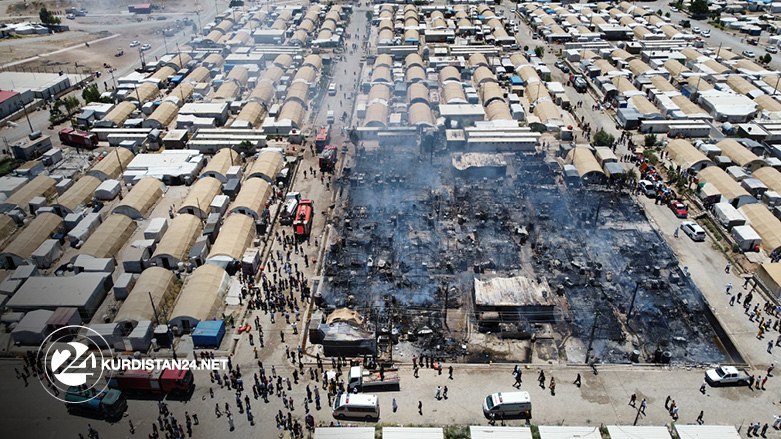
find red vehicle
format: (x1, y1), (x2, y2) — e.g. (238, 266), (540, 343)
(108, 368), (194, 395)
(315, 126), (330, 152)
(59, 128), (98, 149)
(293, 199), (314, 238)
(669, 200), (689, 218)
(319, 145), (338, 173)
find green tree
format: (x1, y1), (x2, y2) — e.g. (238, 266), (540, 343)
(689, 0), (709, 16)
(39, 7), (60, 25)
(763, 54), (773, 64)
(534, 46), (543, 58)
(644, 134), (658, 148)
(82, 84), (102, 103)
(62, 96), (80, 115)
(593, 129), (615, 147)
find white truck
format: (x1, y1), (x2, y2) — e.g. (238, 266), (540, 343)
(347, 366), (400, 393)
(705, 365), (751, 387)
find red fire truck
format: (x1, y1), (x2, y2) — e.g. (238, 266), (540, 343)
(107, 368), (194, 395)
(319, 145), (338, 173)
(59, 128), (99, 149)
(314, 126), (330, 152)
(293, 200), (314, 238)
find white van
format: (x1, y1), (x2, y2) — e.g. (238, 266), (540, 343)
(483, 391), (532, 419)
(328, 83), (336, 96)
(332, 392), (380, 420)
(326, 110), (335, 124)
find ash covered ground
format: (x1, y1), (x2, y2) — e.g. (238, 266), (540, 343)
(320, 143), (728, 365)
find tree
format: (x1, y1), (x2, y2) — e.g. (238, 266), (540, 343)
(534, 46), (543, 58)
(644, 134), (658, 148)
(39, 7), (60, 25)
(62, 96), (80, 115)
(82, 85), (102, 103)
(593, 129), (615, 147)
(689, 0), (709, 16)
(763, 54), (773, 64)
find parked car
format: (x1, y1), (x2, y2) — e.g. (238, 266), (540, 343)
(692, 26), (701, 34)
(700, 29), (710, 37)
(638, 180), (657, 198)
(767, 46), (779, 54)
(554, 61), (569, 73)
(670, 6), (678, 12)
(66, 13), (76, 19)
(705, 366), (751, 386)
(573, 76), (587, 93)
(141, 43), (152, 51)
(669, 200), (688, 218)
(742, 49), (756, 58)
(129, 40), (140, 47)
(681, 221), (706, 242)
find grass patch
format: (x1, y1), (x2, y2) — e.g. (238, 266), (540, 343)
(0, 158), (22, 176)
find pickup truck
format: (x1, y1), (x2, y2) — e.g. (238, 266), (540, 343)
(279, 192), (301, 225)
(705, 365), (751, 386)
(347, 366), (400, 392)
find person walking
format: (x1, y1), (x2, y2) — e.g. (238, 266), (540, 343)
(639, 398), (647, 415)
(443, 386), (448, 399)
(573, 373), (581, 387)
(629, 393), (637, 407)
(538, 370), (546, 389)
(730, 295), (736, 306)
(448, 366), (453, 380)
(418, 401), (423, 415)
(435, 385), (442, 400)
(700, 380), (707, 394)
(768, 363), (775, 377)
(392, 398), (398, 413)
(725, 262), (731, 273)
(725, 283), (733, 294)
(696, 410), (704, 424)
(549, 377), (556, 396)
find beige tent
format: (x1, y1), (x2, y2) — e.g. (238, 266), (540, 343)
(714, 47), (739, 61)
(469, 53), (489, 68)
(699, 166), (752, 201)
(150, 66), (176, 83)
(284, 82), (309, 106)
(442, 82), (467, 104)
(664, 59), (690, 78)
(408, 102), (435, 126)
(594, 59), (617, 75)
(756, 95), (781, 113)
(716, 138), (764, 170)
(80, 214), (136, 259)
(633, 26), (651, 39)
(364, 102), (388, 128)
(568, 147), (605, 180)
(234, 101), (265, 128)
(405, 65), (426, 83)
(262, 66), (285, 85)
(753, 167), (781, 193)
(734, 59), (764, 73)
(151, 214), (202, 268)
(739, 204), (781, 255)
(277, 100), (305, 127)
(88, 147), (134, 181)
(273, 54), (293, 69)
(368, 84), (392, 104)
(226, 66), (249, 86)
(629, 95), (658, 116)
(4, 175), (56, 211)
(670, 95), (707, 116)
(703, 59), (729, 74)
(687, 76), (713, 92)
(405, 53), (424, 68)
(480, 82), (505, 106)
(726, 75), (758, 95)
(250, 80), (275, 106)
(247, 150), (284, 183)
(611, 48), (633, 61)
(179, 176), (221, 218)
(293, 66), (318, 85)
(146, 101), (179, 129)
(56, 175), (101, 213)
(229, 177), (272, 219)
(473, 66), (496, 86)
(201, 148), (241, 182)
(533, 100), (561, 125)
(169, 264), (230, 331)
(680, 48), (703, 62)
(168, 83), (194, 104)
(125, 82), (160, 103)
(628, 59), (652, 76)
(213, 81), (240, 100)
(0, 215), (16, 245)
(763, 76), (781, 94)
(375, 54), (393, 68)
(407, 82), (429, 104)
(486, 100), (513, 121)
(115, 267), (177, 324)
(112, 177), (163, 219)
(650, 76), (677, 93)
(1, 212), (62, 265)
(612, 76), (639, 95)
(103, 101), (136, 127)
(202, 54), (224, 68)
(208, 213), (256, 261)
(371, 65), (392, 84)
(667, 139), (712, 170)
(518, 65), (540, 84)
(439, 66), (461, 83)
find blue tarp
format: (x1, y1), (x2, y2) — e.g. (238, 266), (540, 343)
(510, 75), (522, 86)
(192, 320), (226, 348)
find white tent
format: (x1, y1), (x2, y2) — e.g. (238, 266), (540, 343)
(31, 239), (63, 269)
(11, 309), (54, 346)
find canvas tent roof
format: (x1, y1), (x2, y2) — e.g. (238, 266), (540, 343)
(179, 176), (221, 217)
(115, 267), (176, 324)
(408, 102), (435, 126)
(664, 59), (690, 77)
(739, 204), (781, 255)
(4, 175), (56, 209)
(248, 151), (284, 183)
(699, 166), (752, 201)
(756, 94), (781, 112)
(670, 95), (707, 116)
(726, 75), (758, 95)
(89, 147), (134, 181)
(364, 102), (388, 127)
(208, 213), (256, 261)
(112, 177), (163, 219)
(170, 264), (229, 326)
(568, 147), (605, 178)
(104, 101), (136, 126)
(57, 175), (101, 212)
(229, 177), (272, 218)
(1, 212), (62, 260)
(152, 214), (203, 262)
(202, 148), (241, 180)
(80, 214), (136, 259)
(716, 139), (762, 167)
(629, 95), (658, 115)
(278, 100), (305, 127)
(752, 167), (781, 193)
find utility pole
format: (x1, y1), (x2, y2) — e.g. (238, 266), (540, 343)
(19, 100), (33, 133)
(149, 292), (160, 325)
(627, 281), (641, 321)
(585, 310), (599, 364)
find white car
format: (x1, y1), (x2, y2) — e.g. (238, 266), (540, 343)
(700, 29), (710, 37)
(670, 6), (678, 12)
(768, 46), (779, 54)
(743, 49), (756, 58)
(129, 40), (140, 47)
(140, 43), (152, 51)
(692, 26), (700, 33)
(680, 221), (705, 242)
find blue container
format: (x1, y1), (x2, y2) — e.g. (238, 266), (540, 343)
(192, 320), (226, 348)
